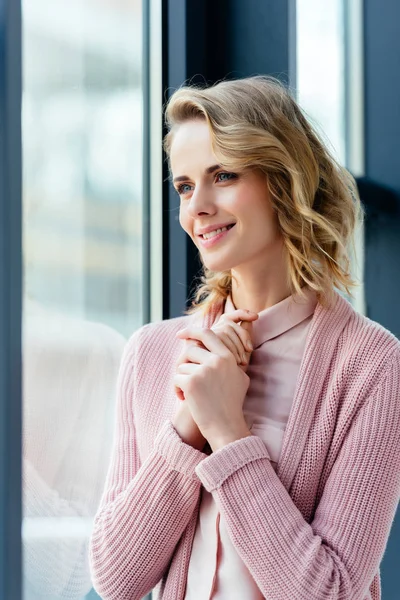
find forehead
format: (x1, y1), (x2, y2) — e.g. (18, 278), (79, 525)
(169, 120), (216, 176)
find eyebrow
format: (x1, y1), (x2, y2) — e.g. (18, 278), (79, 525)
(172, 164), (221, 184)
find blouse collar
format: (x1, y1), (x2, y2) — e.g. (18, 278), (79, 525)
(224, 286), (318, 348)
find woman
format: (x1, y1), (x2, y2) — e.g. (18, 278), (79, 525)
(89, 76), (400, 600)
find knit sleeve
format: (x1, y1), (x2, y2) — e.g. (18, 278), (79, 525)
(89, 325), (207, 600)
(195, 349), (400, 600)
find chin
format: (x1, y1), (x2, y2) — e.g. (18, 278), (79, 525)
(200, 255), (236, 273)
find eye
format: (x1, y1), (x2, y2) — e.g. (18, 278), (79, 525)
(175, 172), (237, 196)
(176, 183), (193, 196)
(215, 171), (237, 183)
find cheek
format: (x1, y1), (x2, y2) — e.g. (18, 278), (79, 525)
(178, 207), (187, 229)
(246, 199), (281, 240)
(179, 208), (194, 238)
(228, 187), (248, 210)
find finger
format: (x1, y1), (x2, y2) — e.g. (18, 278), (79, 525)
(184, 338), (203, 347)
(217, 331), (244, 365)
(240, 320), (253, 335)
(174, 385), (185, 401)
(220, 326), (250, 364)
(222, 320), (254, 354)
(177, 362), (199, 374)
(174, 373), (190, 394)
(176, 338), (207, 366)
(179, 343), (212, 365)
(240, 320), (255, 350)
(218, 309), (259, 325)
(176, 328), (232, 358)
(240, 321), (255, 356)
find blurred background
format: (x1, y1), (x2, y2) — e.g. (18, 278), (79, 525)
(0, 0), (399, 598)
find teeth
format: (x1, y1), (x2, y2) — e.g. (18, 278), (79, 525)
(203, 226), (230, 240)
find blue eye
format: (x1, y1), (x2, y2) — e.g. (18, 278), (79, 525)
(176, 183), (193, 195)
(216, 172), (237, 182)
(175, 171), (237, 196)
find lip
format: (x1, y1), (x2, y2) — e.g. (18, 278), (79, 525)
(197, 224), (236, 249)
(195, 221), (236, 236)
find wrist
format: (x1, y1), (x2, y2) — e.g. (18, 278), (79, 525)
(206, 423), (252, 452)
(171, 407), (207, 451)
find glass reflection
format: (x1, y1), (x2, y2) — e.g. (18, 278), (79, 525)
(22, 0), (143, 598)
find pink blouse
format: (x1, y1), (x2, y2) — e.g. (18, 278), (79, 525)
(184, 286), (318, 599)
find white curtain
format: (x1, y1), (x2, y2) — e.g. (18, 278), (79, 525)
(22, 297), (126, 599)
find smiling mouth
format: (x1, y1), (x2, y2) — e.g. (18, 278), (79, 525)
(199, 224), (236, 240)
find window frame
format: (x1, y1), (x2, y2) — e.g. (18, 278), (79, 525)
(0, 0), (23, 597)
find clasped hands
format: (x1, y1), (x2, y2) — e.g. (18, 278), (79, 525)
(173, 309), (259, 453)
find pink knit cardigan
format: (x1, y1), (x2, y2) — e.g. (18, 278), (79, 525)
(89, 290), (400, 600)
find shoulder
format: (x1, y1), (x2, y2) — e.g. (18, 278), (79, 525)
(337, 299), (400, 386)
(345, 307), (400, 357)
(348, 315), (400, 418)
(312, 290), (400, 394)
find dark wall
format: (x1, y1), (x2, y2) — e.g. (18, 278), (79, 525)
(363, 2), (400, 597)
(363, 0), (400, 340)
(205, 0), (292, 82)
(364, 0), (400, 191)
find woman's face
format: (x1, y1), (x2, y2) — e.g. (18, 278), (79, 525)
(169, 119), (284, 274)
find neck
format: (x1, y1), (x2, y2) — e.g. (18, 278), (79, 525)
(230, 249), (292, 313)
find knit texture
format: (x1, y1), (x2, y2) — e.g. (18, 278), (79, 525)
(89, 291), (400, 600)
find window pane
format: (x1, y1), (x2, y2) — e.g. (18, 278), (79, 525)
(21, 1), (144, 598)
(296, 0), (346, 164)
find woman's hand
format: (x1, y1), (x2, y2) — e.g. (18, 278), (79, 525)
(173, 313), (258, 444)
(171, 400), (208, 452)
(174, 309), (258, 401)
(211, 309), (258, 369)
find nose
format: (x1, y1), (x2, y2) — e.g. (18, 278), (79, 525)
(186, 186), (217, 219)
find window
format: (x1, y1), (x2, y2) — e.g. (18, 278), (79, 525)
(296, 0), (346, 163)
(21, 0), (144, 597)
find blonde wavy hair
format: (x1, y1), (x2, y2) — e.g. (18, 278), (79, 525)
(163, 75), (365, 316)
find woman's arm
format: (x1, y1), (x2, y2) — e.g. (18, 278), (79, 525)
(194, 349), (400, 600)
(89, 326), (207, 600)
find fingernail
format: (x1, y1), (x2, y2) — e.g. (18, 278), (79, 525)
(247, 341), (253, 351)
